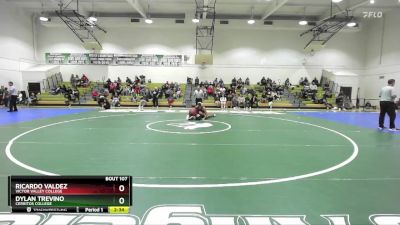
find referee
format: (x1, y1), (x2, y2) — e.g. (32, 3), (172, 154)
(378, 79), (397, 130)
(7, 81), (18, 112)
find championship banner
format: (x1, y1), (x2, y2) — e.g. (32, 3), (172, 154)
(45, 53), (183, 66)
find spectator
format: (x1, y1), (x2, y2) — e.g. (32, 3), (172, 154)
(81, 74), (89, 87)
(335, 91), (345, 111)
(0, 86), (4, 105)
(126, 77), (133, 85)
(195, 77), (199, 86)
(111, 95), (120, 107)
(220, 95), (227, 110)
(213, 78), (218, 87)
(73, 89), (80, 104)
(194, 87), (204, 105)
(260, 77), (267, 86)
(250, 94), (258, 109)
(312, 77), (319, 86)
(167, 94), (174, 109)
(231, 77), (237, 89)
(218, 78), (224, 86)
(310, 83), (318, 92)
(3, 87), (9, 107)
(245, 94), (251, 110)
(238, 95), (245, 109)
(232, 93), (239, 110)
(7, 82), (18, 112)
(207, 85), (214, 97)
(245, 77), (250, 86)
(152, 88), (160, 108)
(138, 96), (147, 111)
(28, 92), (38, 105)
(92, 90), (99, 101)
(75, 75), (81, 87)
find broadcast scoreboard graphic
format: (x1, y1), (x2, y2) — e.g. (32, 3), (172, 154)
(8, 176), (132, 214)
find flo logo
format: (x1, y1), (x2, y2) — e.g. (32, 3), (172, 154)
(167, 122), (213, 130)
(363, 11), (383, 18)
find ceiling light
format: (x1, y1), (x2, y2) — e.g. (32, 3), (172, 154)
(192, 18), (200, 23)
(370, 0), (375, 3)
(248, 19), (255, 25)
(247, 6), (255, 25)
(332, 0), (343, 3)
(88, 16), (97, 22)
(145, 18), (153, 24)
(299, 20), (308, 25)
(39, 16), (49, 22)
(347, 22), (357, 27)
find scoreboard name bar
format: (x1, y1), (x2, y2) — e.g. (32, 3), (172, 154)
(12, 206), (130, 214)
(8, 176), (132, 210)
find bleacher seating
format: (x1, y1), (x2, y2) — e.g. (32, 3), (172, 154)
(35, 77), (335, 109)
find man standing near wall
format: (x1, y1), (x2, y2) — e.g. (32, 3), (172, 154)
(7, 81), (18, 112)
(378, 79), (397, 131)
(194, 87), (204, 105)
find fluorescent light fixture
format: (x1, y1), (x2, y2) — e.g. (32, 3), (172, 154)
(247, 19), (255, 25)
(39, 16), (49, 22)
(332, 0), (343, 2)
(347, 22), (357, 27)
(145, 18), (153, 24)
(192, 18), (200, 23)
(370, 0), (375, 3)
(299, 20), (308, 25)
(88, 16), (97, 22)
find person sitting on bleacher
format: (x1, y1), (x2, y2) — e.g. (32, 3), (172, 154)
(245, 77), (250, 86)
(187, 77), (193, 85)
(238, 95), (245, 109)
(134, 76), (140, 84)
(309, 83), (318, 93)
(28, 92), (38, 105)
(126, 77), (133, 85)
(284, 78), (291, 88)
(207, 85), (214, 97)
(70, 74), (75, 86)
(213, 78), (218, 87)
(335, 92), (345, 111)
(231, 77), (237, 89)
(139, 75), (146, 84)
(174, 83), (182, 98)
(303, 77), (309, 86)
(260, 77), (267, 86)
(92, 89), (99, 101)
(250, 94), (258, 109)
(81, 74), (89, 85)
(219, 78), (224, 87)
(152, 88), (160, 108)
(73, 89), (80, 104)
(111, 94), (120, 107)
(312, 77), (319, 86)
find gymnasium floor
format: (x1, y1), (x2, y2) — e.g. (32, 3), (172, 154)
(0, 107), (399, 224)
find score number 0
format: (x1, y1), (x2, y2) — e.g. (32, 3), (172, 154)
(118, 185), (126, 205)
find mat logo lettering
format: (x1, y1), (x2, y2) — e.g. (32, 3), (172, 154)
(0, 205), (398, 225)
(167, 122), (213, 130)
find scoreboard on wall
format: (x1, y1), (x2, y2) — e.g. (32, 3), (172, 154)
(8, 176), (132, 214)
